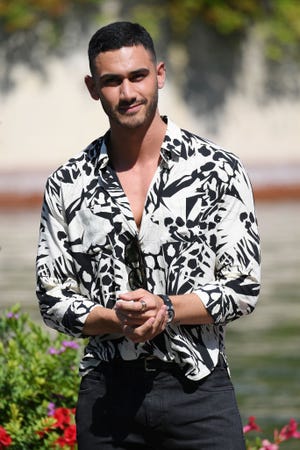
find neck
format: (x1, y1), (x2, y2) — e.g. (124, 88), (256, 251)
(108, 113), (167, 171)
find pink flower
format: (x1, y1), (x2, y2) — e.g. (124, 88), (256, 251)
(48, 340), (79, 355)
(243, 416), (262, 433)
(259, 439), (279, 450)
(48, 347), (62, 355)
(62, 340), (80, 350)
(6, 312), (19, 320)
(47, 402), (56, 416)
(278, 418), (300, 441)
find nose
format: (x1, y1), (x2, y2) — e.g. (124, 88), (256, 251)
(120, 79), (135, 101)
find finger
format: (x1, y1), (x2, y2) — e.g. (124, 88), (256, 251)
(118, 289), (146, 301)
(114, 299), (142, 313)
(149, 306), (168, 334)
(122, 323), (136, 336)
(115, 298), (155, 319)
(122, 317), (154, 341)
(129, 319), (155, 343)
(115, 304), (151, 327)
(116, 312), (145, 327)
(128, 307), (167, 343)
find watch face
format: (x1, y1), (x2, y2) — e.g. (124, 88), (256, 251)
(167, 304), (175, 323)
(160, 295), (174, 323)
(167, 308), (175, 323)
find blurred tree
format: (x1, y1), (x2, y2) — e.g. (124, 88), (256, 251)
(120, 0), (300, 116)
(1, 0), (300, 64)
(0, 0), (104, 90)
(123, 0), (300, 62)
(1, 0), (300, 104)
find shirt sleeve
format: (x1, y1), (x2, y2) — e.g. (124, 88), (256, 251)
(36, 174), (99, 337)
(194, 158), (261, 325)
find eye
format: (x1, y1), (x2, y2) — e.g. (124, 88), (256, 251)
(101, 76), (122, 87)
(131, 74), (144, 82)
(130, 70), (148, 82)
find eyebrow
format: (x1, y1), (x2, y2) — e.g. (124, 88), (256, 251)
(99, 68), (150, 82)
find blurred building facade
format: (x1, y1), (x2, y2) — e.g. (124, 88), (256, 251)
(1, 22), (300, 203)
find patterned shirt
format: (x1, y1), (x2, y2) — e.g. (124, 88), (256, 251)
(36, 117), (261, 381)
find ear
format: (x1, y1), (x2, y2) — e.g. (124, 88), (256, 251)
(156, 62), (166, 89)
(84, 75), (100, 100)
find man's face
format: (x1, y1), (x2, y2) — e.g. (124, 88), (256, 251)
(85, 45), (165, 129)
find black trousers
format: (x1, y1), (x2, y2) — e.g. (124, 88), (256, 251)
(76, 358), (246, 450)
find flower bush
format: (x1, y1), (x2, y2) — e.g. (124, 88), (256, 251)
(0, 426), (12, 449)
(0, 305), (82, 449)
(36, 406), (76, 449)
(244, 416), (300, 449)
(1, 305), (300, 449)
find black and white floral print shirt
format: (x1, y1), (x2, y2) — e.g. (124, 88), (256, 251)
(36, 117), (261, 381)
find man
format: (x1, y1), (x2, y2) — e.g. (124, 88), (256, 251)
(36, 21), (261, 449)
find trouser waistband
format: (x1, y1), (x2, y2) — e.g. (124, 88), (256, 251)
(99, 357), (178, 373)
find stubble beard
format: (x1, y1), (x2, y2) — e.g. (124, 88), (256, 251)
(105, 90), (159, 130)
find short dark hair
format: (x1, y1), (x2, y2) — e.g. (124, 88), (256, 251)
(88, 21), (157, 74)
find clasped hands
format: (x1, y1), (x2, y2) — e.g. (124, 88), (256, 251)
(114, 289), (168, 343)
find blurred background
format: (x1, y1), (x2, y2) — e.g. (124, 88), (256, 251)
(0, 1), (299, 447)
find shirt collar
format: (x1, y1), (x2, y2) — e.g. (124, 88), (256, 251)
(95, 116), (182, 170)
(95, 131), (110, 170)
(160, 116), (182, 168)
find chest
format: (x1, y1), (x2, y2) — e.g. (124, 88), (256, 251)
(67, 156), (221, 250)
(116, 164), (159, 229)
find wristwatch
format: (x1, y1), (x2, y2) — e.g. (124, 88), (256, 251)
(159, 295), (175, 323)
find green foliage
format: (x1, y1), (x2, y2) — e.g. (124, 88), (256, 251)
(0, 0), (101, 32)
(1, 0), (300, 63)
(0, 0), (101, 55)
(0, 305), (82, 449)
(0, 0), (104, 90)
(1, 0), (300, 95)
(128, 0), (300, 62)
(256, 0), (300, 61)
(1, 305), (299, 449)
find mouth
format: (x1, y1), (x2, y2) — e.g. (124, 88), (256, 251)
(118, 101), (145, 115)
